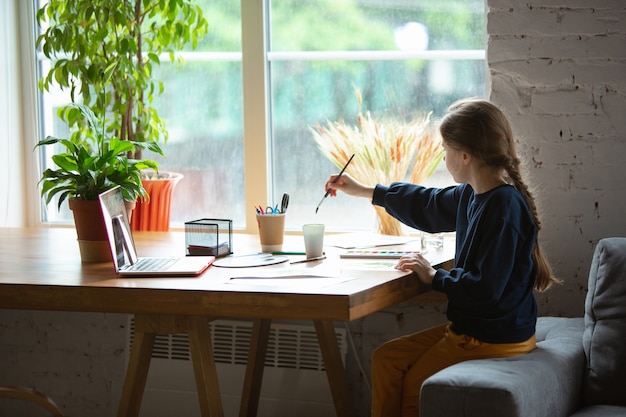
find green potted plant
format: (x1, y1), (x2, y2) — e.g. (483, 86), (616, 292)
(36, 0), (209, 231)
(35, 101), (162, 262)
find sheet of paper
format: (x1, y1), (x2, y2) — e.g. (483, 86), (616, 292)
(227, 264), (354, 290)
(324, 232), (418, 249)
(229, 264), (338, 280)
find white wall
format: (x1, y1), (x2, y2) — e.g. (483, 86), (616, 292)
(488, 0), (626, 315)
(0, 310), (127, 416)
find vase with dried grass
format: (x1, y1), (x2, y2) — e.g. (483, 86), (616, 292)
(311, 89), (444, 235)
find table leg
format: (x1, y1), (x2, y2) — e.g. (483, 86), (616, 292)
(117, 314), (223, 417)
(188, 316), (224, 417)
(314, 320), (356, 417)
(239, 318), (272, 417)
(117, 325), (156, 417)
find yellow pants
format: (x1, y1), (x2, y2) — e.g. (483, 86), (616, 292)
(371, 322), (536, 417)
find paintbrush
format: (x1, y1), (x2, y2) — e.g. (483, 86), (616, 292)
(315, 153), (355, 214)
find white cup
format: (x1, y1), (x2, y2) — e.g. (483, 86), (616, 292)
(302, 224), (325, 259)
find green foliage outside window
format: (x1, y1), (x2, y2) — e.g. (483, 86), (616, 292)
(36, 0), (208, 159)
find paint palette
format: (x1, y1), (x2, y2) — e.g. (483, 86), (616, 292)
(339, 249), (426, 259)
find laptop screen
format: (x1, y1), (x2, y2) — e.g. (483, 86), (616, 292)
(99, 187), (138, 270)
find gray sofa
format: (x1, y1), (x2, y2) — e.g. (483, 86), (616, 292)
(420, 237), (626, 417)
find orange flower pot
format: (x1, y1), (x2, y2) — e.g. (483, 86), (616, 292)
(130, 172), (183, 231)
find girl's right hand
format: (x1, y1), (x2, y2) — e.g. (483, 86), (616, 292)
(324, 173), (374, 199)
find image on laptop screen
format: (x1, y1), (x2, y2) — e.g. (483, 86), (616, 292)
(99, 186), (139, 270)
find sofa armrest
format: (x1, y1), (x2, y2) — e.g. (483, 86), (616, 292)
(420, 317), (585, 417)
(583, 237), (626, 406)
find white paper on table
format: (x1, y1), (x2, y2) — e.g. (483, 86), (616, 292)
(226, 264), (354, 289)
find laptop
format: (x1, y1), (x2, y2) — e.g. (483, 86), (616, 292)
(99, 186), (214, 276)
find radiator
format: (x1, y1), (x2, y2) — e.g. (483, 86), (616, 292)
(127, 318), (347, 417)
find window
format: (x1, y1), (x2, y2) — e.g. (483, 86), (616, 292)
(36, 0), (485, 233)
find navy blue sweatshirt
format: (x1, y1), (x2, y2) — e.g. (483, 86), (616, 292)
(372, 183), (537, 343)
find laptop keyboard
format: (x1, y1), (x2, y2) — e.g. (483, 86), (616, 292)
(128, 257), (178, 272)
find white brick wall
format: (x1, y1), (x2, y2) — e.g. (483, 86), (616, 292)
(488, 0), (626, 314)
(0, 310), (127, 416)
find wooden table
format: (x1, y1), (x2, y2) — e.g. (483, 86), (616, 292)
(0, 227), (453, 417)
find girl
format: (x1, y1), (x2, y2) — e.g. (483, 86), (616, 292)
(324, 98), (557, 417)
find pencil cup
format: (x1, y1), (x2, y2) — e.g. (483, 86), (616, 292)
(302, 224), (325, 259)
(256, 213), (285, 253)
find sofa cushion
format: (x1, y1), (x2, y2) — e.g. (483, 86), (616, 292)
(420, 317), (584, 417)
(583, 237), (626, 406)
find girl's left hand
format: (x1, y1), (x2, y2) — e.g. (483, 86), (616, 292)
(395, 252), (436, 285)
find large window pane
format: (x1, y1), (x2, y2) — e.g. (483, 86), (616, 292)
(148, 60), (244, 226)
(104, 0), (245, 227)
(269, 0), (485, 231)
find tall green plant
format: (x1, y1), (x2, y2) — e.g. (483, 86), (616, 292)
(35, 103), (162, 207)
(36, 0), (209, 159)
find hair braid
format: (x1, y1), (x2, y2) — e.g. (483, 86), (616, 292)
(504, 156), (558, 291)
(505, 159), (539, 229)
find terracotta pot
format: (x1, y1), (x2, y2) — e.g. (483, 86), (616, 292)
(131, 172), (183, 231)
(69, 198), (135, 263)
(68, 198), (111, 263)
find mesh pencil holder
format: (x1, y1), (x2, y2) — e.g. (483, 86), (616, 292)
(185, 218), (233, 257)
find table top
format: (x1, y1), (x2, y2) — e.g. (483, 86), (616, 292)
(0, 227), (453, 321)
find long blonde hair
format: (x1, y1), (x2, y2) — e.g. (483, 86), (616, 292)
(440, 98), (558, 291)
